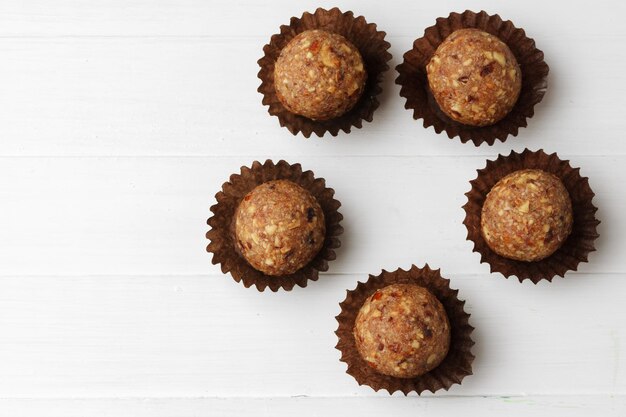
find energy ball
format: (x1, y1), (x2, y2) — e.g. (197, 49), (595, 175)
(481, 169), (573, 262)
(234, 180), (325, 276)
(353, 284), (450, 378)
(274, 29), (367, 120)
(426, 28), (521, 126)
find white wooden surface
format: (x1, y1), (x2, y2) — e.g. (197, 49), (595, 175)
(1, 1), (625, 416)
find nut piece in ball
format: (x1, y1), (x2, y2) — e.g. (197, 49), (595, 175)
(354, 284), (450, 378)
(481, 169), (573, 262)
(235, 180), (325, 276)
(274, 29), (367, 121)
(426, 28), (521, 126)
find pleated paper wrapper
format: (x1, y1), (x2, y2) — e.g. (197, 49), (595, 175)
(463, 149), (600, 283)
(207, 160), (343, 291)
(258, 7), (392, 137)
(396, 10), (549, 145)
(335, 265), (474, 394)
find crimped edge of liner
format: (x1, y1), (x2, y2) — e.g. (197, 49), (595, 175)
(258, 7), (392, 137)
(207, 159), (343, 291)
(463, 149), (600, 283)
(395, 9), (549, 146)
(335, 264), (474, 394)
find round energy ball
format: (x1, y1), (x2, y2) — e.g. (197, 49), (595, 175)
(481, 169), (573, 262)
(274, 29), (367, 120)
(353, 284), (450, 378)
(426, 28), (521, 126)
(234, 180), (325, 276)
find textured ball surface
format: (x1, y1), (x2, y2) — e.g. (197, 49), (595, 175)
(354, 284), (450, 378)
(274, 29), (367, 120)
(427, 28), (521, 126)
(481, 169), (573, 262)
(235, 180), (325, 276)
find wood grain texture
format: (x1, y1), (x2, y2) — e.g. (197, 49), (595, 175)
(0, 274), (624, 398)
(0, 156), (619, 276)
(2, 397), (625, 417)
(0, 1), (624, 157)
(1, 0), (625, 415)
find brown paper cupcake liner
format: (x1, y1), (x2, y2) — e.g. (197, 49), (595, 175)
(206, 160), (343, 292)
(396, 10), (549, 146)
(335, 265), (474, 395)
(257, 7), (392, 138)
(463, 149), (600, 283)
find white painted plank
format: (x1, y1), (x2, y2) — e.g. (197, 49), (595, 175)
(0, 0), (623, 39)
(0, 274), (624, 398)
(0, 3), (624, 157)
(2, 396), (625, 417)
(0, 156), (616, 276)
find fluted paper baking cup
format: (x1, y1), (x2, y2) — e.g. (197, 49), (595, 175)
(207, 160), (343, 291)
(396, 10), (549, 146)
(258, 7), (392, 137)
(335, 265), (474, 394)
(463, 149), (600, 283)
